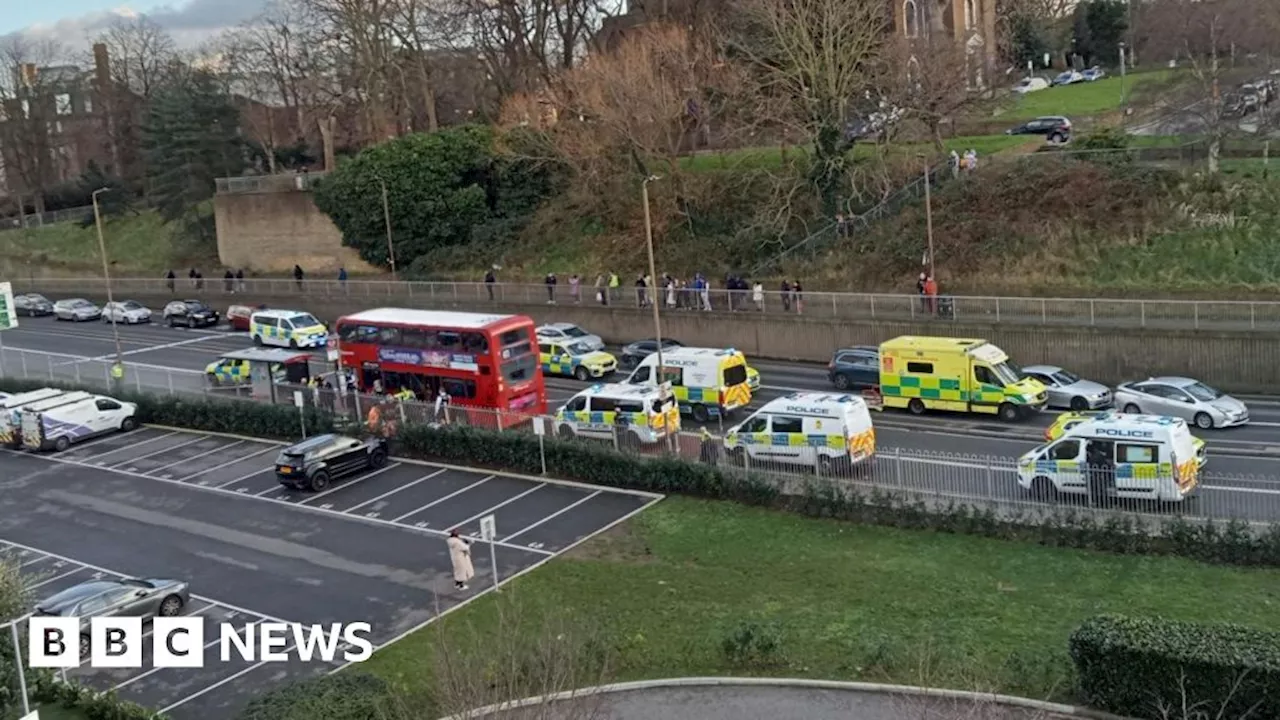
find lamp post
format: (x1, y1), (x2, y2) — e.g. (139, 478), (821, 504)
(921, 156), (935, 278)
(379, 179), (397, 280)
(641, 175), (665, 371)
(92, 187), (125, 385)
(1119, 41), (1128, 123)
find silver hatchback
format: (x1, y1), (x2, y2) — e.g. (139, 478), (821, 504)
(53, 298), (102, 321)
(1021, 365), (1112, 411)
(33, 577), (190, 657)
(1114, 376), (1249, 429)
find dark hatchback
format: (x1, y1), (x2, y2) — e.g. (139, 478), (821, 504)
(163, 299), (220, 328)
(14, 293), (54, 316)
(275, 434), (389, 492)
(620, 338), (685, 369)
(828, 346), (881, 391)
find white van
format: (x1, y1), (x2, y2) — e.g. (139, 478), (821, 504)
(1, 388), (68, 447)
(250, 309), (329, 349)
(625, 347), (752, 422)
(21, 393), (139, 452)
(1016, 414), (1200, 502)
(554, 383), (681, 446)
(724, 392), (876, 473)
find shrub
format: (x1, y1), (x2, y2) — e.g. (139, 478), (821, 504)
(31, 673), (159, 720)
(720, 621), (783, 668)
(1069, 614), (1280, 719)
(236, 672), (393, 720)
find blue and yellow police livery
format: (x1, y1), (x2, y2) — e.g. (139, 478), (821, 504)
(539, 340), (618, 381)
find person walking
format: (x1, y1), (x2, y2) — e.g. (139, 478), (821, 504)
(780, 280), (792, 313)
(569, 274), (581, 304)
(916, 272), (928, 314)
(194, 271), (204, 290)
(752, 280), (764, 312)
(235, 268), (246, 292)
(448, 530), (474, 590)
(608, 271), (620, 305)
(545, 272), (557, 304)
(223, 270), (234, 293)
(792, 279), (804, 314)
(924, 275), (939, 315)
(484, 267), (496, 300)
(594, 274), (606, 306)
(338, 267), (348, 290)
(635, 274), (647, 308)
(293, 264), (305, 291)
(165, 270), (176, 293)
(188, 268), (198, 288)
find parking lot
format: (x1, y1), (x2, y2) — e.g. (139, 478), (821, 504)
(0, 427), (660, 719)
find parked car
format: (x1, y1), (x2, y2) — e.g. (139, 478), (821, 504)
(1082, 66), (1106, 82)
(163, 299), (219, 328)
(53, 299), (101, 322)
(1113, 377), (1249, 429)
(1012, 77), (1050, 94)
(828, 346), (881, 391)
(34, 577), (189, 658)
(1020, 365), (1111, 411)
(14, 293), (54, 316)
(227, 304), (262, 332)
(535, 323), (605, 352)
(102, 300), (152, 325)
(275, 434), (389, 492)
(1052, 70), (1084, 86)
(620, 338), (685, 369)
(1005, 116), (1072, 143)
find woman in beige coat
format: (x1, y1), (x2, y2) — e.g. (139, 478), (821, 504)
(448, 530), (474, 590)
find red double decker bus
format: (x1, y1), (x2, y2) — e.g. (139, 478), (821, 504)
(335, 308), (546, 419)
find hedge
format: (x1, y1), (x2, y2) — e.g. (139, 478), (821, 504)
(31, 670), (161, 720)
(236, 671), (392, 720)
(1069, 614), (1280, 719)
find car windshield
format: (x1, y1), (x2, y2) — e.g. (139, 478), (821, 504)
(993, 362), (1021, 385)
(1053, 370), (1081, 385)
(122, 302), (142, 310)
(290, 314), (320, 327)
(562, 326), (589, 338)
(1185, 382), (1223, 402)
(186, 302), (207, 311)
(30, 294), (48, 302)
(73, 300), (92, 307)
(565, 342), (593, 356)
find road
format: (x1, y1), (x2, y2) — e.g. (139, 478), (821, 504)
(2, 316), (1280, 523)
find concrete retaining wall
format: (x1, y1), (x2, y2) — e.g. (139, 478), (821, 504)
(213, 189), (378, 274)
(82, 289), (1280, 393)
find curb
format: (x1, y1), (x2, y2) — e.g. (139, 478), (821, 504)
(437, 677), (1134, 720)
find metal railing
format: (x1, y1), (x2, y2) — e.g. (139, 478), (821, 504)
(3, 345), (1277, 532)
(215, 172), (329, 194)
(0, 205), (95, 233)
(20, 276), (1280, 331)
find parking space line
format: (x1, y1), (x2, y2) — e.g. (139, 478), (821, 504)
(107, 436), (207, 468)
(145, 440), (246, 475)
(342, 469), (448, 512)
(452, 484), (546, 530)
(296, 463), (403, 505)
(112, 620), (265, 692)
(502, 491), (602, 542)
(28, 567), (87, 589)
(158, 642), (304, 715)
(390, 475), (495, 522)
(183, 446), (280, 481)
(216, 467), (272, 489)
(255, 483), (284, 496)
(19, 554), (51, 568)
(137, 603), (214, 642)
(80, 432), (179, 462)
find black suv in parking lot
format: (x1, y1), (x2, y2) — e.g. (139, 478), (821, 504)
(828, 346), (881, 391)
(275, 434), (389, 491)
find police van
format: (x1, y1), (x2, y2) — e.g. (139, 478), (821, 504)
(0, 388), (67, 447)
(1016, 414), (1200, 502)
(625, 347), (752, 422)
(554, 383), (680, 446)
(20, 392), (138, 452)
(724, 392), (875, 473)
(250, 309), (329, 349)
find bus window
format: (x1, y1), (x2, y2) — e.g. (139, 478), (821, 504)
(337, 323), (358, 342)
(500, 328), (529, 345)
(462, 332), (489, 354)
(439, 332), (461, 350)
(442, 378), (477, 399)
(503, 356), (537, 383)
(401, 328), (428, 348)
(378, 326), (401, 345)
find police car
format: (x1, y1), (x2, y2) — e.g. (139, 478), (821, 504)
(539, 340), (617, 381)
(554, 383), (680, 445)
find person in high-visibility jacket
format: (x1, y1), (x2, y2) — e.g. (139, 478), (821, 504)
(699, 427), (719, 466)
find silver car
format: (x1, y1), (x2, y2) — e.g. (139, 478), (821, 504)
(536, 323), (605, 352)
(103, 300), (152, 324)
(53, 298), (102, 321)
(33, 577), (190, 657)
(1114, 376), (1249, 429)
(1021, 365), (1112, 411)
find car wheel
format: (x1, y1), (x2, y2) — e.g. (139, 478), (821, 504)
(1030, 476), (1057, 501)
(1123, 403), (1141, 414)
(998, 403), (1020, 422)
(252, 334), (263, 346)
(120, 417), (137, 432)
(167, 315), (176, 327)
(907, 398), (926, 415)
(309, 470), (331, 492)
(289, 338), (298, 349)
(573, 366), (590, 381)
(833, 373), (851, 390)
(558, 424), (576, 440)
(207, 372), (220, 386)
(1069, 396), (1089, 412)
(53, 436), (70, 452)
(691, 404), (711, 423)
(186, 316), (195, 329)
(369, 448), (387, 469)
(1049, 132), (1063, 143)
(158, 594), (184, 616)
(1194, 412), (1214, 430)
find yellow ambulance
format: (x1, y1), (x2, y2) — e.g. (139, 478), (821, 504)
(878, 336), (1047, 421)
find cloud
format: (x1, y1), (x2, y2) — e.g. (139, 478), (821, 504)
(10, 0), (269, 53)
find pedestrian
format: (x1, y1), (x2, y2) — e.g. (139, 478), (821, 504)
(916, 272), (928, 313)
(924, 274), (939, 314)
(188, 268), (198, 288)
(698, 274), (712, 312)
(544, 272), (557, 304)
(608, 271), (620, 305)
(338, 267), (347, 290)
(949, 150), (960, 178)
(293, 264), (305, 291)
(569, 274), (580, 304)
(635, 274), (647, 308)
(699, 427), (720, 466)
(165, 270), (175, 293)
(780, 280), (791, 313)
(792, 279), (804, 314)
(195, 271), (204, 291)
(752, 280), (764, 312)
(447, 530), (474, 590)
(434, 389), (452, 424)
(484, 267), (496, 300)
(665, 275), (676, 309)
(223, 270), (234, 293)
(594, 274), (606, 306)
(235, 268), (245, 292)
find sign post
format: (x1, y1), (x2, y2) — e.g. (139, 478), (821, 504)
(293, 390), (307, 438)
(479, 515), (500, 593)
(532, 417), (547, 475)
(0, 282), (16, 375)
(11, 620), (30, 717)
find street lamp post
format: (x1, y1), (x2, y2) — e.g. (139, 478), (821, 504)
(1119, 42), (1128, 123)
(92, 187), (125, 385)
(641, 175), (665, 372)
(922, 156), (935, 278)
(379, 179), (397, 281)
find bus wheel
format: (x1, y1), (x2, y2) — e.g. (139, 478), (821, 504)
(1030, 476), (1056, 501)
(998, 403), (1020, 422)
(691, 404), (711, 423)
(907, 399), (926, 415)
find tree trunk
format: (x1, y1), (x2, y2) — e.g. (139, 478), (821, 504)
(1208, 136), (1221, 174)
(418, 61), (439, 133)
(318, 115), (336, 172)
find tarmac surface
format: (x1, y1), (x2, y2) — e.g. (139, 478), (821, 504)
(0, 427), (658, 719)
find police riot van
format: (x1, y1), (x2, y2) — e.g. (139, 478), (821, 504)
(0, 388), (67, 447)
(250, 309), (329, 349)
(555, 383), (680, 446)
(21, 392), (138, 452)
(724, 392), (875, 473)
(1016, 414), (1200, 502)
(625, 347), (752, 422)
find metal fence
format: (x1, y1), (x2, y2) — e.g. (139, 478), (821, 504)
(3, 344), (1277, 533)
(0, 205), (95, 233)
(21, 276), (1280, 331)
(215, 172), (330, 194)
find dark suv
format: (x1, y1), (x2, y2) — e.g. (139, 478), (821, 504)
(163, 300), (220, 328)
(619, 338), (685, 369)
(828, 346), (880, 391)
(275, 434), (389, 492)
(1005, 116), (1072, 144)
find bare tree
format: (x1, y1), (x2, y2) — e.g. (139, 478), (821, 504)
(306, 0), (401, 143)
(883, 37), (976, 153)
(0, 36), (70, 215)
(95, 14), (178, 99)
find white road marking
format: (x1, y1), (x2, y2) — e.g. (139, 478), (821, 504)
(215, 467), (273, 488)
(145, 440), (245, 474)
(88, 333), (227, 361)
(341, 468), (448, 512)
(107, 436), (208, 468)
(27, 567), (87, 589)
(81, 432), (180, 462)
(390, 475), (494, 522)
(183, 445), (281, 482)
(451, 484), (546, 530)
(297, 462), (403, 504)
(502, 491), (601, 542)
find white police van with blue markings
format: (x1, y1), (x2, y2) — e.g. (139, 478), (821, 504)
(20, 392), (138, 452)
(555, 382), (680, 446)
(1, 387), (67, 447)
(724, 392), (876, 473)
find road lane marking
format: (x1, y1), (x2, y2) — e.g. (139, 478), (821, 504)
(107, 436), (208, 468)
(88, 334), (228, 361)
(110, 620), (263, 692)
(183, 446), (281, 482)
(27, 567), (88, 589)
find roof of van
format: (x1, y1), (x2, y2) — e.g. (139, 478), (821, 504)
(647, 347), (740, 358)
(2, 388), (65, 407)
(760, 392), (867, 412)
(252, 309), (314, 318)
(1079, 413), (1188, 428)
(577, 383), (668, 398)
(22, 391), (94, 412)
(881, 336), (988, 353)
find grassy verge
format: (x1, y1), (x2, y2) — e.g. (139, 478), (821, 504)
(997, 70), (1171, 120)
(362, 497), (1280, 704)
(679, 135), (1033, 173)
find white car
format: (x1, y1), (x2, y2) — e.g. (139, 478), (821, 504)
(1113, 377), (1249, 430)
(103, 300), (152, 325)
(53, 299), (102, 322)
(1012, 77), (1049, 94)
(536, 323), (605, 352)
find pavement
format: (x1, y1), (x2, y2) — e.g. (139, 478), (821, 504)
(0, 427), (658, 720)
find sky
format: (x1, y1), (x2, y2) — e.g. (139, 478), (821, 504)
(2, 0), (268, 53)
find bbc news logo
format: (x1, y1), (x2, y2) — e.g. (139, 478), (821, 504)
(28, 617), (373, 668)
